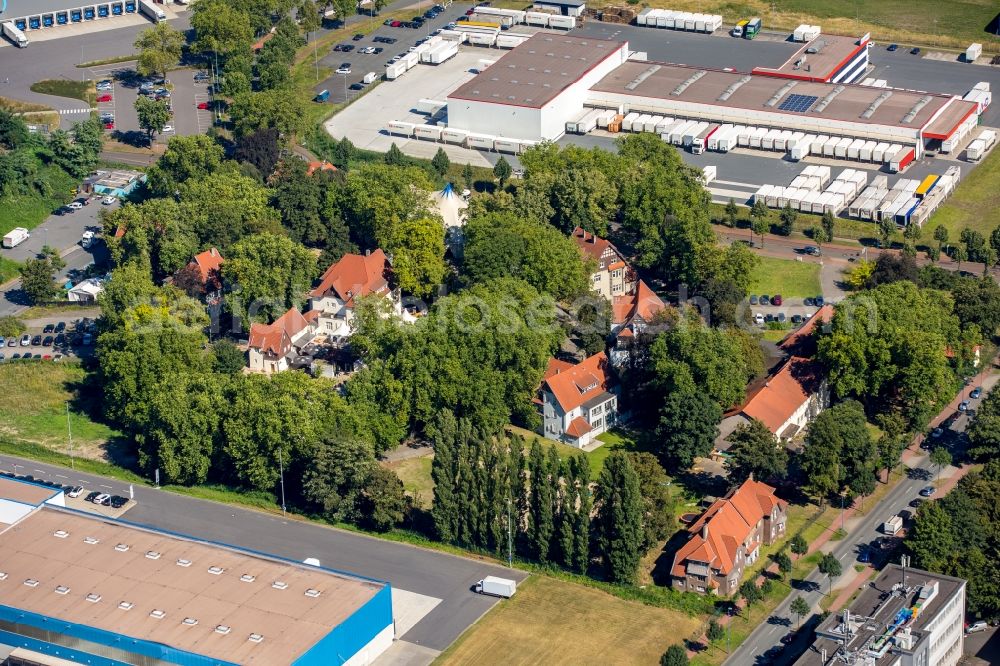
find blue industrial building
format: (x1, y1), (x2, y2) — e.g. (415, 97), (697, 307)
(0, 480), (395, 666)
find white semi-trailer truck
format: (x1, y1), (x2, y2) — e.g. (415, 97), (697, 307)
(139, 0), (167, 22)
(2, 21), (29, 48)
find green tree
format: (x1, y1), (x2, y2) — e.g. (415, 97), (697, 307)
(628, 452), (675, 551)
(19, 257), (59, 304)
(331, 0), (356, 20)
(878, 217), (896, 249)
(40, 245), (65, 272)
(147, 135), (225, 196)
(790, 596), (810, 629)
(818, 552), (842, 596)
(387, 217), (446, 299)
(740, 579), (762, 618)
(213, 339), (246, 374)
(726, 419), (787, 483)
(907, 499), (954, 573)
(228, 89), (306, 138)
(342, 163), (435, 248)
(302, 434), (378, 523)
(463, 212), (590, 300)
(134, 22), (185, 82)
(135, 96), (171, 139)
(811, 225), (830, 249)
(930, 446), (953, 482)
(527, 439), (555, 562)
(297, 0), (322, 34)
(655, 389), (721, 468)
(822, 209), (835, 241)
(191, 0), (253, 56)
(750, 199), (768, 245)
(0, 316), (25, 338)
(0, 108), (30, 149)
(385, 143), (406, 166)
(660, 645), (689, 666)
(724, 198), (739, 228)
(180, 165), (282, 249)
(778, 203), (796, 236)
(493, 155), (512, 187)
(790, 533), (808, 558)
(707, 619), (725, 643)
(431, 147), (450, 177)
(355, 465), (406, 531)
(934, 225), (949, 252)
(594, 451), (644, 584)
(462, 163), (474, 190)
(774, 551), (793, 578)
(222, 232), (317, 324)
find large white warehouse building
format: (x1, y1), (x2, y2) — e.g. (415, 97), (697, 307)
(447, 34), (629, 141)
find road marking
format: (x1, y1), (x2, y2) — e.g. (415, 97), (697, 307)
(55, 474), (67, 478)
(99, 484), (112, 489)
(34, 469), (44, 474)
(59, 108), (96, 115)
(713, 178), (762, 189)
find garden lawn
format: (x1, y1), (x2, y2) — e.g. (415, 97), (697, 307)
(29, 80), (95, 106)
(436, 575), (704, 666)
(748, 256), (821, 300)
(384, 455), (435, 509)
(0, 159), (77, 236)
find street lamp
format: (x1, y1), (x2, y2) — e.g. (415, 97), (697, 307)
(277, 447), (287, 517)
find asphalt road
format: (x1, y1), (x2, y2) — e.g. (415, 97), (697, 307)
(725, 378), (996, 665)
(0, 453), (525, 652)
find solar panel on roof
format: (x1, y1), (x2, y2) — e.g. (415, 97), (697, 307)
(778, 94), (819, 113)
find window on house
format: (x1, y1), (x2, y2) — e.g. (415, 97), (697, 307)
(592, 404), (603, 416)
(592, 417), (603, 430)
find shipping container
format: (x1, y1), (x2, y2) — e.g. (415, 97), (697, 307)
(822, 136), (839, 157)
(978, 129), (997, 152)
(466, 133), (495, 150)
(847, 138), (865, 160)
(708, 124), (734, 151)
(716, 126), (739, 152)
(890, 147), (915, 172)
(654, 117), (676, 134)
(636, 8), (654, 26)
(966, 43), (982, 63)
(621, 112), (641, 132)
(884, 144), (903, 164)
(644, 115), (664, 133)
(548, 15), (576, 29)
(387, 121), (416, 137)
(525, 11), (549, 26)
(441, 128), (469, 145)
(967, 139), (986, 161)
(834, 137), (852, 159)
(737, 126), (754, 147)
(683, 121), (710, 146)
(386, 61), (407, 79)
(494, 138), (521, 154)
(702, 165), (717, 183)
(811, 135), (830, 154)
(669, 120), (696, 145)
(915, 175), (939, 199)
(414, 125), (443, 141)
(859, 140), (877, 162)
(749, 127), (768, 149)
(496, 33), (530, 48)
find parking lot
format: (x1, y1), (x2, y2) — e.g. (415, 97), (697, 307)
(315, 2), (473, 104)
(0, 316), (97, 363)
(88, 62), (213, 143)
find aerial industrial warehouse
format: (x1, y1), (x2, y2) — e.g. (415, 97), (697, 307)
(0, 478), (393, 666)
(0, 0), (160, 32)
(433, 32), (981, 155)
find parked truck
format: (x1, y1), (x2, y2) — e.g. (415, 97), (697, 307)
(732, 19), (748, 37)
(139, 0), (166, 22)
(882, 515), (903, 535)
(2, 21), (29, 48)
(744, 17), (761, 39)
(2, 227), (29, 249)
(475, 576), (517, 598)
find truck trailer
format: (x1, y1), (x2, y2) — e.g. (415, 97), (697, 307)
(2, 227), (29, 249)
(744, 17), (761, 39)
(139, 0), (166, 22)
(2, 21), (29, 48)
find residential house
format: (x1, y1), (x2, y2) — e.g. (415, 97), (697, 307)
(571, 227), (634, 300)
(715, 356), (829, 457)
(538, 352), (619, 448)
(247, 307), (318, 374)
(308, 250), (402, 339)
(609, 279), (667, 366)
(67, 278), (104, 303)
(186, 247), (225, 299)
(670, 477), (787, 596)
(306, 160), (338, 176)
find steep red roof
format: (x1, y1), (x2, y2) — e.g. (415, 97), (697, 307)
(248, 308), (311, 357)
(542, 352), (615, 413)
(543, 357), (576, 380)
(306, 161), (338, 176)
(565, 416), (592, 439)
(310, 250), (391, 306)
(779, 304), (834, 355)
(740, 357), (821, 434)
(570, 226), (626, 270)
(672, 478), (786, 578)
(612, 280), (666, 326)
(189, 248), (224, 285)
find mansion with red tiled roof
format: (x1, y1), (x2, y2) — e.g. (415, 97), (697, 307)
(671, 478), (787, 596)
(571, 227), (635, 300)
(309, 249), (403, 339)
(247, 307), (319, 374)
(538, 352), (619, 448)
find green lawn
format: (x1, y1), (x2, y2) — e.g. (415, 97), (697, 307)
(927, 143), (1000, 241)
(385, 455), (435, 508)
(29, 80), (95, 106)
(0, 362), (120, 458)
(0, 159), (78, 236)
(748, 256), (821, 300)
(0, 257), (20, 284)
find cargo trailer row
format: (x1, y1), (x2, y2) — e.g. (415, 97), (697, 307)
(636, 9), (723, 33)
(908, 166), (961, 227)
(753, 167), (865, 215)
(941, 114), (979, 154)
(420, 41), (459, 64)
(849, 170), (960, 227)
(387, 121), (539, 154)
(386, 45), (428, 80)
(966, 130), (997, 162)
(792, 24), (821, 42)
(521, 11), (576, 29)
(566, 108), (616, 134)
(788, 131), (908, 167)
(962, 82), (991, 114)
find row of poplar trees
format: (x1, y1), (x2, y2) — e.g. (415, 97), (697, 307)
(430, 410), (645, 583)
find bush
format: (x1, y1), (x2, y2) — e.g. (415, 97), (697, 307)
(0, 316), (26, 338)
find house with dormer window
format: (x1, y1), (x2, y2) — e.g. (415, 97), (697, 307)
(537, 352), (619, 448)
(670, 478), (787, 596)
(308, 249), (403, 339)
(571, 227), (635, 300)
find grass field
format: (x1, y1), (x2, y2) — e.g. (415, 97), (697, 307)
(748, 256), (821, 299)
(385, 455), (435, 508)
(436, 575), (704, 666)
(0, 158), (77, 236)
(926, 143), (1000, 241)
(0, 362), (119, 460)
(0, 257), (20, 284)
(629, 0), (999, 52)
(29, 80), (95, 106)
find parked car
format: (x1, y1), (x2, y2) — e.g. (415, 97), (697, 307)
(887, 43), (899, 51)
(19, 334), (31, 346)
(67, 201), (84, 211)
(791, 314), (802, 324)
(804, 245), (821, 256)
(749, 295), (758, 305)
(754, 313), (764, 325)
(920, 485), (935, 497)
(82, 333), (93, 346)
(102, 196), (116, 205)
(109, 495), (128, 509)
(966, 621), (989, 634)
(42, 336), (53, 347)
(336, 63), (352, 74)
(6, 338), (15, 347)
(31, 335), (41, 346)
(772, 294), (783, 306)
(910, 47), (920, 55)
(352, 32), (364, 41)
(390, 20), (401, 27)
(97, 94), (112, 103)
(161, 125), (174, 133)
(67, 486), (84, 498)
(814, 296), (825, 306)
(777, 312), (786, 323)
(959, 400), (971, 412)
(194, 71), (210, 81)
(931, 427), (943, 438)
(43, 323), (55, 333)
(759, 295), (770, 306)
(85, 491), (101, 503)
(971, 387), (983, 399)
(349, 82), (364, 90)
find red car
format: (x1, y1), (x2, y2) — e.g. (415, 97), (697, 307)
(196, 101), (209, 110)
(97, 94), (112, 103)
(390, 20), (401, 27)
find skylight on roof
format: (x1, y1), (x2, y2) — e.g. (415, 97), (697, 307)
(207, 566), (224, 575)
(240, 574), (256, 583)
(118, 601), (134, 610)
(53, 530), (69, 538)
(215, 625), (231, 635)
(183, 617), (199, 626)
(150, 609), (166, 619)
(0, 572), (7, 581)
(145, 551), (161, 560)
(249, 633), (264, 643)
(84, 536), (99, 545)
(305, 588), (321, 598)
(87, 593), (102, 603)
(54, 585), (70, 595)
(115, 543), (129, 552)
(176, 558), (192, 567)
(272, 581), (288, 590)
(24, 579), (38, 587)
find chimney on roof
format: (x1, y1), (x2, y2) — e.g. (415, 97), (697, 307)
(748, 472), (754, 482)
(701, 523), (708, 539)
(366, 249), (371, 256)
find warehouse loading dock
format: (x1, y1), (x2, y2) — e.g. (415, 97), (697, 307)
(0, 0), (164, 36)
